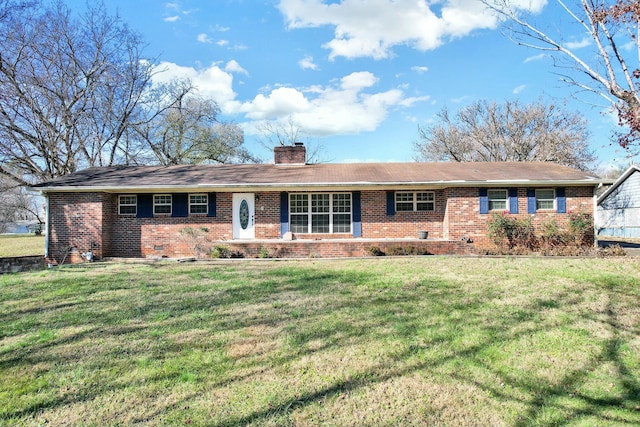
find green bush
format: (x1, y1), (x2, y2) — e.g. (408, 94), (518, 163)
(487, 212), (535, 250)
(211, 245), (231, 259)
(486, 211), (598, 256)
(364, 246), (385, 256)
(568, 211), (593, 245)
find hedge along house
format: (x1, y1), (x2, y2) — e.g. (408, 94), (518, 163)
(33, 144), (602, 262)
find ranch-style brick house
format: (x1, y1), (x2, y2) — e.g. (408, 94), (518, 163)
(34, 145), (602, 262)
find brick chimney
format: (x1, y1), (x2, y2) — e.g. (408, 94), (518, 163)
(274, 142), (306, 165)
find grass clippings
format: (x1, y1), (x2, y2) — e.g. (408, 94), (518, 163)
(1, 257), (639, 426)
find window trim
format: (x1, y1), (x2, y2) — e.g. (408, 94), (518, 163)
(395, 191), (435, 212)
(189, 193), (208, 215)
(153, 194), (172, 215)
(488, 189), (508, 211)
(535, 188), (556, 211)
(118, 195), (137, 216)
(289, 192), (352, 234)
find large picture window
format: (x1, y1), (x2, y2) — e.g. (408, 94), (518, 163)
(290, 193), (352, 234)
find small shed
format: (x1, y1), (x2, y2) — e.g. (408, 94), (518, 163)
(597, 165), (640, 238)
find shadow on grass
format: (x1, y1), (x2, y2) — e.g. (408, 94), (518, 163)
(1, 261), (638, 425)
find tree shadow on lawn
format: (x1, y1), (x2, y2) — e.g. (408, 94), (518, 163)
(1, 263), (639, 425)
(133, 266), (640, 426)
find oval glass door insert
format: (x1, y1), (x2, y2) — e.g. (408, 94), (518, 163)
(239, 199), (249, 230)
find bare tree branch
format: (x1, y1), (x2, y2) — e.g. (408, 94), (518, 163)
(414, 99), (596, 171)
(484, 0), (640, 152)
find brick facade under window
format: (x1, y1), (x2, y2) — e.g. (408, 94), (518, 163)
(44, 186), (596, 262)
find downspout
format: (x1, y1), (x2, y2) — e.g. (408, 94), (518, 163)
(44, 192), (50, 262)
(593, 183), (602, 248)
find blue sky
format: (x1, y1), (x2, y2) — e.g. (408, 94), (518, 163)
(68, 0), (630, 167)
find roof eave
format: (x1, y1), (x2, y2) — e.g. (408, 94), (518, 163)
(34, 178), (603, 193)
(596, 165), (639, 204)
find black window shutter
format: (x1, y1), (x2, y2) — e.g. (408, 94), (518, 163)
(137, 194), (153, 218)
(207, 193), (216, 217)
(172, 193), (188, 217)
(280, 192), (289, 236)
(386, 191), (395, 216)
(352, 191), (362, 237)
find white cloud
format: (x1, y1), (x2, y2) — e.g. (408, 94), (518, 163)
(277, 0), (547, 59)
(565, 37), (591, 49)
(152, 63), (419, 137)
(152, 61), (237, 106)
(164, 16), (179, 22)
(240, 71), (409, 135)
(524, 53), (547, 63)
(197, 33), (212, 43)
(512, 84), (527, 94)
(224, 60), (249, 76)
(216, 39), (229, 47)
(212, 24), (230, 32)
(298, 55), (319, 70)
(411, 66), (429, 74)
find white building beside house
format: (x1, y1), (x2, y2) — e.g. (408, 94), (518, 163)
(597, 165), (640, 239)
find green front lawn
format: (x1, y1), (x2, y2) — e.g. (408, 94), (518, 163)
(0, 234), (45, 257)
(1, 257), (639, 426)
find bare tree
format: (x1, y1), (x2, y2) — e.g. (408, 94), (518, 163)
(485, 0), (640, 154)
(414, 99), (596, 171)
(136, 79), (259, 165)
(0, 175), (44, 232)
(256, 116), (327, 163)
(0, 0), (155, 186)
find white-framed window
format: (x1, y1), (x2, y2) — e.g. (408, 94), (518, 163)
(535, 189), (555, 210)
(290, 193), (352, 234)
(488, 189), (508, 211)
(118, 195), (137, 215)
(153, 194), (172, 215)
(395, 191), (435, 212)
(189, 193), (208, 214)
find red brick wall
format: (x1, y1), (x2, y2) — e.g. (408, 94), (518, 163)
(360, 190), (445, 239)
(444, 186), (595, 247)
(47, 192), (106, 264)
(46, 186), (595, 261)
(274, 145), (306, 164)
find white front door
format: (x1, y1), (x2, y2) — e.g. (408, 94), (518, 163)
(233, 193), (255, 239)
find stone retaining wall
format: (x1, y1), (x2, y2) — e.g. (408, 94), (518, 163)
(0, 255), (46, 274)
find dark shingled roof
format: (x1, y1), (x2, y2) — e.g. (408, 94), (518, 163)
(33, 161), (602, 192)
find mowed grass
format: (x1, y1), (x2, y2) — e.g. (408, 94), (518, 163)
(1, 257), (639, 426)
(0, 234), (45, 257)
